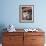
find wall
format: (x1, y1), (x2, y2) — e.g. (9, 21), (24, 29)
(0, 0), (46, 44)
(0, 0), (46, 29)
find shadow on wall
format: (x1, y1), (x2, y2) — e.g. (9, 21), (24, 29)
(0, 24), (7, 43)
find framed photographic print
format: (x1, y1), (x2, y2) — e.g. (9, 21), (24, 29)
(19, 5), (34, 23)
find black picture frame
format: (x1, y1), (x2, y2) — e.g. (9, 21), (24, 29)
(19, 5), (34, 23)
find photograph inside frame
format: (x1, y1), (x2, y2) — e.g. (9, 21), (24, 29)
(22, 5), (32, 20)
